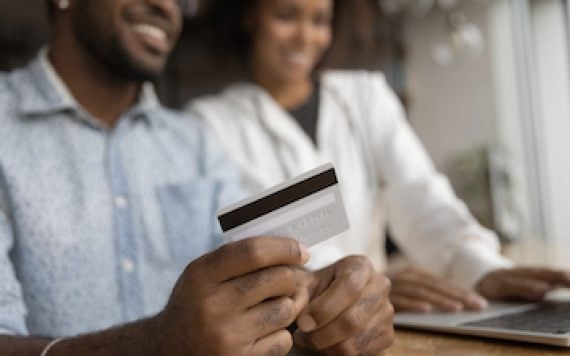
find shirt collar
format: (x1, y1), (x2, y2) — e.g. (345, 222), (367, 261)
(19, 48), (164, 127)
(18, 48), (75, 116)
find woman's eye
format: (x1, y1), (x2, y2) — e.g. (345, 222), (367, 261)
(275, 12), (296, 21)
(313, 13), (333, 26)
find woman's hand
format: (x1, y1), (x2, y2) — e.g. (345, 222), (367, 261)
(476, 267), (570, 301)
(388, 267), (488, 313)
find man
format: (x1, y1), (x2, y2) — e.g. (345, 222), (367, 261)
(0, 0), (393, 355)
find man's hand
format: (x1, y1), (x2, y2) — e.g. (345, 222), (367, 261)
(476, 267), (570, 301)
(388, 267), (488, 313)
(292, 256), (394, 355)
(155, 237), (310, 356)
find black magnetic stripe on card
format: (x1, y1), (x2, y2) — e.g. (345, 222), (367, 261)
(218, 168), (337, 231)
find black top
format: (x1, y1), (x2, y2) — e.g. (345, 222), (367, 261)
(287, 83), (320, 145)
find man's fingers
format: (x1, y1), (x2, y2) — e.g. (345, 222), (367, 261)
(290, 287), (311, 316)
(250, 328), (293, 356)
(242, 296), (299, 342)
(342, 323), (395, 356)
(199, 237), (309, 282)
(222, 266), (301, 309)
(295, 299), (394, 353)
(296, 274), (388, 349)
(297, 257), (374, 332)
(332, 302), (394, 355)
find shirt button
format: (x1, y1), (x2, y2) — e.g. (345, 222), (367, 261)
(115, 195), (128, 209)
(122, 258), (135, 273)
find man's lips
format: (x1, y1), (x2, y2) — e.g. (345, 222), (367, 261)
(132, 23), (170, 54)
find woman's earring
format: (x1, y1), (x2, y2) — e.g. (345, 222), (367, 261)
(58, 0), (69, 10)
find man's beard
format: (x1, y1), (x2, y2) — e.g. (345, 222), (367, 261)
(73, 2), (161, 82)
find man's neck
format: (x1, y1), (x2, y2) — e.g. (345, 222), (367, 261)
(48, 43), (140, 129)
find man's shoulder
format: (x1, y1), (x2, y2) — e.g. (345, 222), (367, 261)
(0, 65), (35, 106)
(0, 71), (25, 164)
(0, 68), (26, 129)
(0, 66), (47, 157)
(0, 69), (20, 102)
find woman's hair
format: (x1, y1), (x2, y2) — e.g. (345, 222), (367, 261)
(46, 1), (56, 21)
(196, 0), (353, 67)
(196, 0), (257, 64)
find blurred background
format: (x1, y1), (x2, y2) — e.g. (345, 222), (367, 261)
(1, 0), (569, 244)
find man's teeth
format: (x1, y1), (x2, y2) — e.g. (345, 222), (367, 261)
(133, 24), (167, 42)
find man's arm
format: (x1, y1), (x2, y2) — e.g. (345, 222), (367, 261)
(0, 237), (310, 356)
(0, 336), (50, 356)
(0, 318), (161, 356)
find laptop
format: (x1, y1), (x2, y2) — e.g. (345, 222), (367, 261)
(394, 289), (570, 347)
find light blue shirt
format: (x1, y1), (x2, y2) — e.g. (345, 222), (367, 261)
(0, 52), (243, 337)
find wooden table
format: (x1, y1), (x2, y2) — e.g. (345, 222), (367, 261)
(385, 238), (570, 355)
(292, 330), (570, 356)
(387, 329), (570, 355)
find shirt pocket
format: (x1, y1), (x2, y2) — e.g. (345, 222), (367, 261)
(156, 180), (219, 268)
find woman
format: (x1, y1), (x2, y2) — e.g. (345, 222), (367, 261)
(187, 0), (568, 312)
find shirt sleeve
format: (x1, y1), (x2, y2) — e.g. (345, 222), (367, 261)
(361, 72), (512, 288)
(200, 124), (247, 247)
(0, 171), (29, 335)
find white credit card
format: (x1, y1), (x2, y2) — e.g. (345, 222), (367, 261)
(217, 163), (350, 247)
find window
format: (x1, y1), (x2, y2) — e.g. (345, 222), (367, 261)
(496, 0), (570, 241)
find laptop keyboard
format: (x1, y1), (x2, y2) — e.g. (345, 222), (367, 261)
(461, 302), (570, 334)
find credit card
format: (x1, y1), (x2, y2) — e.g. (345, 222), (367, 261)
(217, 163), (349, 247)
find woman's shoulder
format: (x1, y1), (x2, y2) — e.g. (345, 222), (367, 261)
(186, 82), (260, 119)
(321, 69), (400, 107)
(322, 69), (389, 89)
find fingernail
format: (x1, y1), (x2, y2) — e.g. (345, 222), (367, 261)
(299, 243), (310, 264)
(297, 313), (317, 332)
(468, 295), (488, 309)
(451, 303), (464, 312)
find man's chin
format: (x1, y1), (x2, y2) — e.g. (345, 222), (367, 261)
(124, 68), (162, 82)
(112, 61), (164, 83)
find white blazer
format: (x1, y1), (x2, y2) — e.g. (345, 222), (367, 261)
(188, 70), (512, 288)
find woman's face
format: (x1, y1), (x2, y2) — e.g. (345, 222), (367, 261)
(249, 0), (333, 84)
